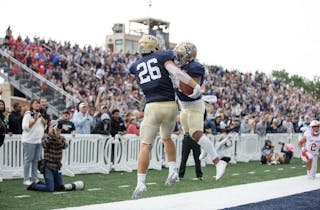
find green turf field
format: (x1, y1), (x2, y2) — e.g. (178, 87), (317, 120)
(0, 158), (313, 210)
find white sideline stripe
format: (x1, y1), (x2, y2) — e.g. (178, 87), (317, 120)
(146, 182), (157, 185)
(231, 173), (240, 176)
(56, 174), (320, 210)
(87, 188), (102, 191)
(53, 192), (67, 195)
(264, 170), (271, 172)
(14, 195), (31, 198)
(118, 185), (130, 188)
(248, 171), (256, 174)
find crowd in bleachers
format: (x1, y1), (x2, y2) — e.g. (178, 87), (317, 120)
(1, 30), (320, 137)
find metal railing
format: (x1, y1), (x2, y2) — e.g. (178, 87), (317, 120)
(0, 48), (80, 117)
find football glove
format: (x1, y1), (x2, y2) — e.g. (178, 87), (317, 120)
(301, 147), (313, 163)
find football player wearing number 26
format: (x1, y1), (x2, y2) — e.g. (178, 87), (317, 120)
(129, 35), (202, 199)
(174, 42), (228, 181)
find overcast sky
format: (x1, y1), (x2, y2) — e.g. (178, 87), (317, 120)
(1, 0), (319, 80)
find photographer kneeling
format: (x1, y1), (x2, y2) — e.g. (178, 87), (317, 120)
(274, 142), (294, 164)
(27, 122), (84, 192)
(260, 139), (274, 164)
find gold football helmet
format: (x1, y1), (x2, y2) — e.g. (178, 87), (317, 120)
(138, 34), (160, 55)
(174, 42), (197, 66)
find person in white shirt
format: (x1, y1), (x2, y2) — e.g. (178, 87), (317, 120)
(22, 99), (46, 185)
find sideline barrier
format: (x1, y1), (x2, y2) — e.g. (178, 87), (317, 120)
(0, 133), (303, 180)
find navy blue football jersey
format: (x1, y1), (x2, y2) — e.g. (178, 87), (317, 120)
(129, 51), (176, 103)
(177, 61), (205, 102)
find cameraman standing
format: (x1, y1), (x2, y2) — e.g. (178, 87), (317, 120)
(22, 99), (46, 186)
(27, 121), (84, 192)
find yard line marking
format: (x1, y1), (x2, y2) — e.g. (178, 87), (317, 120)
(277, 168), (284, 171)
(291, 166), (296, 169)
(231, 173), (240, 176)
(248, 171), (256, 174)
(146, 182), (157, 185)
(118, 185), (130, 188)
(87, 188), (102, 191)
(14, 195), (31, 198)
(53, 192), (67, 195)
(264, 170), (271, 172)
(302, 165), (306, 168)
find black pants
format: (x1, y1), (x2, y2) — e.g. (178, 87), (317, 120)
(179, 134), (202, 178)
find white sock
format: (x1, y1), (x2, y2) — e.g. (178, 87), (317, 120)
(311, 157), (318, 176)
(168, 161), (177, 174)
(198, 135), (219, 160)
(137, 173), (146, 185)
(307, 170), (310, 175)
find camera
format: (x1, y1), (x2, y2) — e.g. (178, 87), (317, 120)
(57, 123), (63, 130)
(278, 142), (285, 146)
(31, 111), (41, 118)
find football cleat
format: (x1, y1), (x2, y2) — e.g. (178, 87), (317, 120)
(215, 160), (227, 180)
(132, 183), (147, 200)
(165, 172), (179, 187)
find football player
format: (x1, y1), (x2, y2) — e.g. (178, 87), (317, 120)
(298, 120), (320, 179)
(174, 42), (228, 181)
(130, 35), (202, 199)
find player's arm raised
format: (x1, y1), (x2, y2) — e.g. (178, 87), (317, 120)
(164, 60), (201, 98)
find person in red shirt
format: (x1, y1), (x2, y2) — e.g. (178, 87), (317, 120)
(126, 117), (140, 136)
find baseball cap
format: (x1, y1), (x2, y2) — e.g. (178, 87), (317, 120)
(79, 102), (87, 109)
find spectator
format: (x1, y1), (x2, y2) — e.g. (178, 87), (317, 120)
(227, 115), (240, 133)
(214, 114), (226, 134)
(57, 110), (76, 136)
(126, 117), (139, 136)
(0, 99), (7, 147)
(27, 121), (84, 192)
(22, 99), (46, 185)
(92, 113), (111, 135)
(240, 116), (250, 134)
(255, 114), (268, 136)
(110, 109), (126, 137)
(94, 105), (110, 124)
(8, 102), (23, 135)
(72, 102), (94, 134)
(204, 117), (217, 134)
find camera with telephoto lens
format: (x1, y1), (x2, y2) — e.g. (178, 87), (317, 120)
(57, 122), (63, 130)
